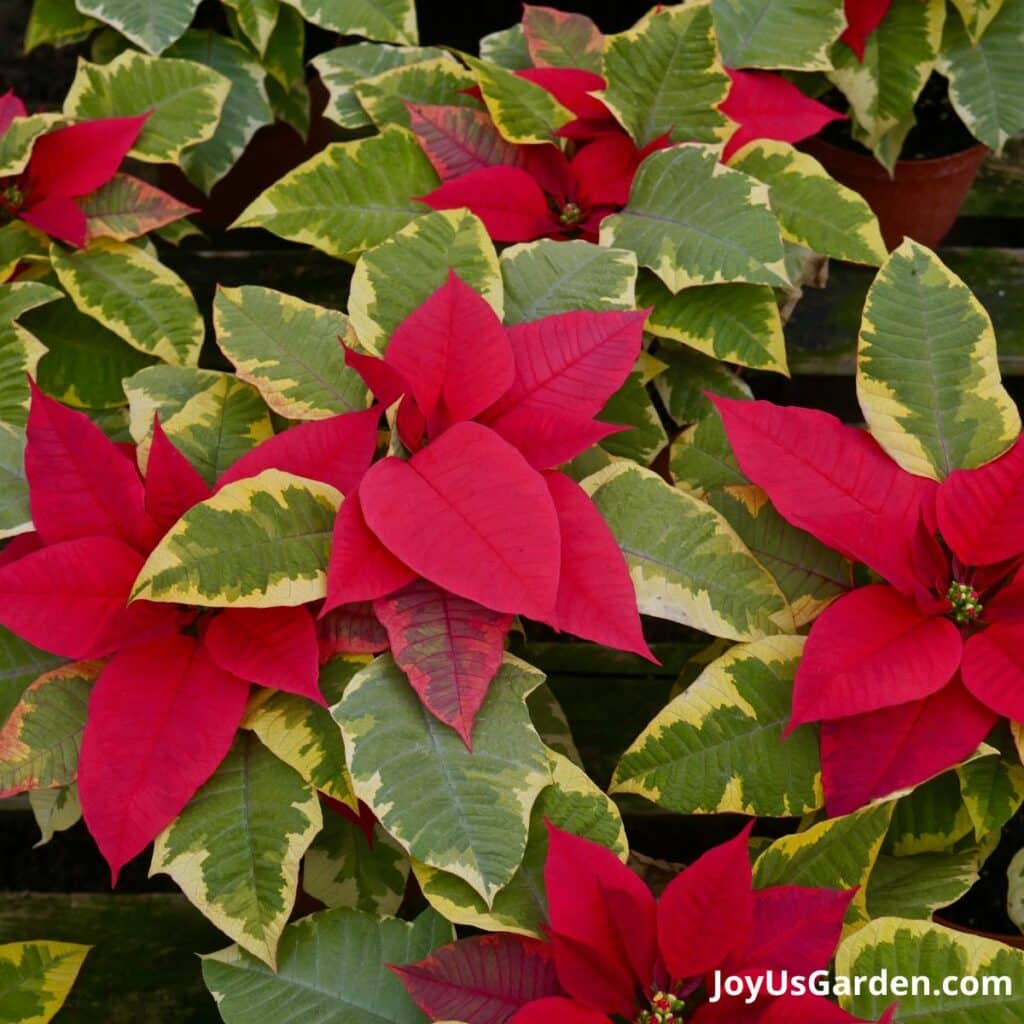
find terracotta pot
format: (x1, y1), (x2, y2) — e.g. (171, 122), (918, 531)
(801, 136), (989, 251)
(932, 914), (1024, 950)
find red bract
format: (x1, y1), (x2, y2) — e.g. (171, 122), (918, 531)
(840, 0), (893, 61)
(0, 386), (379, 882)
(710, 395), (1024, 815)
(394, 823), (895, 1024)
(324, 271), (654, 744)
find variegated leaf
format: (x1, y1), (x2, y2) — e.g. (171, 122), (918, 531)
(600, 145), (789, 292)
(729, 141), (887, 266)
(50, 239), (203, 367)
(125, 366), (273, 485)
(232, 128), (439, 261)
(0, 424), (31, 541)
(500, 240), (637, 325)
(0, 222), (48, 283)
(0, 941), (90, 1024)
(0, 629), (67, 731)
(858, 240), (1019, 480)
(64, 50), (231, 163)
(354, 58), (480, 129)
(202, 909), (452, 1023)
(837, 919), (1024, 1019)
(753, 804), (895, 931)
(152, 733), (322, 968)
(463, 55), (574, 143)
(1010, 847), (1024, 932)
(241, 656), (364, 808)
(653, 344), (752, 426)
(214, 286), (367, 419)
(597, 360), (669, 465)
(949, 0), (1008, 42)
(526, 685), (583, 768)
(335, 653), (550, 905)
(24, 0), (99, 52)
(583, 461), (794, 640)
(612, 636), (821, 816)
(956, 750), (1024, 840)
(303, 807), (410, 916)
(0, 114), (65, 178)
(348, 209), (502, 355)
(601, 2), (731, 146)
(78, 174), (195, 242)
(886, 770), (977, 856)
(223, 0), (280, 55)
(523, 5), (603, 70)
(133, 470), (342, 607)
(479, 24), (531, 69)
(0, 662), (99, 798)
(73, 0), (200, 53)
(29, 784), (83, 847)
(278, 0), (417, 44)
(712, 0), (847, 70)
(0, 281), (60, 427)
(415, 749), (627, 936)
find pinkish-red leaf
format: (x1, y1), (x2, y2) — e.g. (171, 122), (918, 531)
(485, 309), (647, 438)
(658, 822), (754, 981)
(322, 489), (418, 612)
(517, 67), (609, 123)
(935, 436), (1024, 567)
(0, 532), (40, 568)
(841, 0), (893, 61)
(18, 196), (89, 247)
(962, 623), (1024, 722)
(145, 418), (212, 532)
(510, 998), (611, 1024)
(570, 135), (644, 208)
(418, 165), (559, 242)
(710, 396), (937, 597)
(203, 606), (323, 704)
(216, 407), (380, 496)
(343, 348), (426, 449)
(790, 584), (962, 731)
(385, 271), (514, 430)
(84, 173), (196, 242)
(25, 382), (156, 552)
(374, 579), (511, 745)
(393, 934), (562, 1024)
(0, 535), (179, 659)
(0, 89), (26, 135)
(720, 70), (846, 162)
(78, 634), (249, 883)
(489, 406), (622, 471)
(821, 681), (997, 816)
(409, 104), (526, 180)
(317, 602), (389, 658)
(26, 114), (149, 199)
(541, 472), (652, 659)
(522, 5), (605, 70)
(359, 422), (561, 619)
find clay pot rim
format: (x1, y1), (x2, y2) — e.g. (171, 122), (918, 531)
(801, 135), (990, 182)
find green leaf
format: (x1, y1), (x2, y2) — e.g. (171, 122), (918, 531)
(0, 424), (31, 542)
(348, 209), (502, 355)
(949, 0), (1008, 42)
(415, 749), (627, 937)
(312, 43), (449, 129)
(73, 0), (200, 53)
(867, 845), (993, 920)
(527, 685), (583, 768)
(241, 656), (364, 808)
(232, 127), (439, 261)
(28, 299), (159, 410)
(885, 770), (976, 856)
(354, 57), (480, 129)
(278, 0), (418, 43)
(639, 276), (787, 372)
(202, 908), (452, 1023)
(670, 410), (748, 493)
(261, 4), (306, 89)
(828, 0), (946, 170)
(500, 240), (638, 325)
(0, 941), (90, 1024)
(857, 240), (1020, 480)
(223, 0), (280, 55)
(64, 50), (231, 163)
(125, 366), (274, 486)
(938, 0), (1024, 153)
(303, 809), (410, 916)
(133, 469), (341, 607)
(29, 784), (82, 848)
(0, 662), (98, 798)
(600, 145), (789, 292)
(612, 636), (821, 816)
(957, 751), (1024, 840)
(1009, 847), (1024, 933)
(152, 733), (321, 967)
(0, 223), (48, 282)
(24, 0), (99, 52)
(169, 31), (273, 193)
(652, 344), (752, 426)
(729, 141), (888, 266)
(463, 55), (574, 143)
(712, 0), (847, 70)
(601, 2), (731, 146)
(0, 630), (67, 732)
(214, 286), (367, 419)
(583, 461), (794, 640)
(753, 804), (895, 930)
(0, 115), (65, 179)
(335, 653), (551, 905)
(50, 239), (203, 367)
(0, 281), (60, 427)
(597, 360), (669, 465)
(479, 24), (532, 69)
(837, 918), (1024, 1020)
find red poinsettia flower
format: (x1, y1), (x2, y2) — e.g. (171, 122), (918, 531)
(711, 395), (1024, 815)
(395, 822), (896, 1024)
(323, 271), (655, 744)
(0, 90), (157, 248)
(0, 384), (380, 881)
(840, 0), (893, 61)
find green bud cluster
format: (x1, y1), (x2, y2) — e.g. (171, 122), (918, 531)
(636, 991), (687, 1024)
(947, 581), (983, 624)
(559, 201), (582, 226)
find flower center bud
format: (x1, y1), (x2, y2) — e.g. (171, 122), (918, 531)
(559, 202), (582, 226)
(0, 183), (24, 217)
(947, 580), (983, 624)
(636, 991), (686, 1024)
